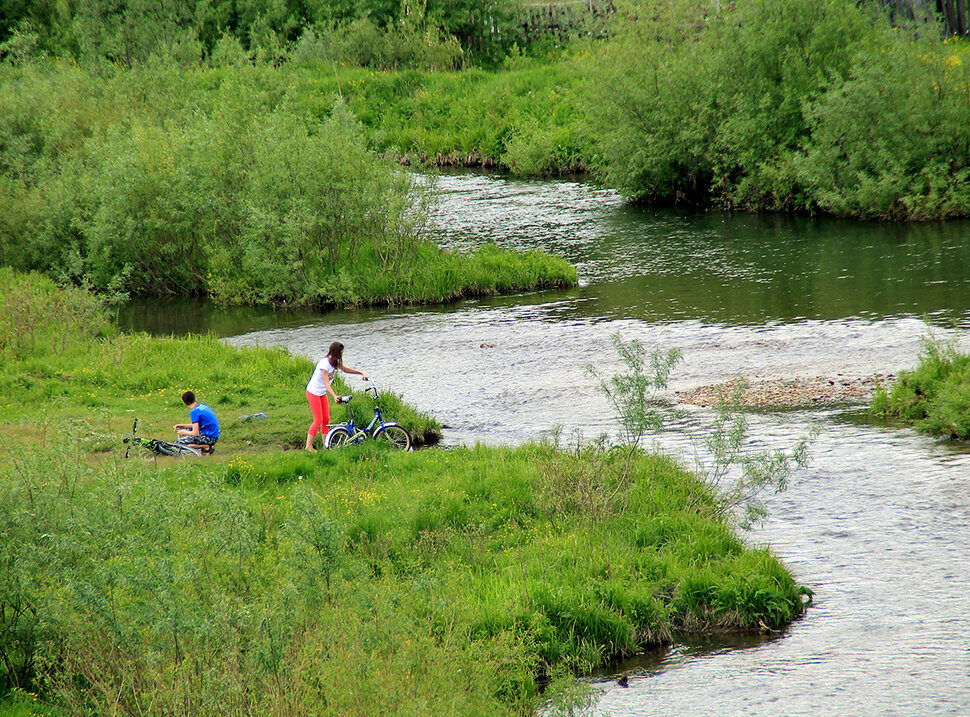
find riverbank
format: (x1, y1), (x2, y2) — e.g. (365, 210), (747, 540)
(870, 337), (970, 439)
(0, 270), (811, 714)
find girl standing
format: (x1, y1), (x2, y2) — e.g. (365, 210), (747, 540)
(305, 341), (368, 451)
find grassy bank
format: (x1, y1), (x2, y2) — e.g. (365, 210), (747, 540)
(0, 60), (577, 307)
(321, 57), (590, 175)
(0, 269), (441, 453)
(0, 271), (810, 713)
(870, 337), (970, 439)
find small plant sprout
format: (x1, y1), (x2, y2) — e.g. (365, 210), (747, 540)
(586, 332), (682, 474)
(593, 332), (817, 528)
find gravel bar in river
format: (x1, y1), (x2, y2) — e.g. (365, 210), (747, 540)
(675, 374), (895, 408)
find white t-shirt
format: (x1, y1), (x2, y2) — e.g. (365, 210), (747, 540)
(306, 357), (337, 396)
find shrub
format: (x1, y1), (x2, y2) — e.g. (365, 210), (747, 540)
(871, 336), (970, 438)
(0, 60), (576, 307)
(584, 0), (893, 212)
(797, 34), (970, 219)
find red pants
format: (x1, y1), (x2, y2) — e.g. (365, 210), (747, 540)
(307, 391), (330, 437)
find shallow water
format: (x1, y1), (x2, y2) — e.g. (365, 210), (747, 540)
(123, 172), (970, 715)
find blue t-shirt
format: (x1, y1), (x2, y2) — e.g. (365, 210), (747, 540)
(190, 403), (220, 438)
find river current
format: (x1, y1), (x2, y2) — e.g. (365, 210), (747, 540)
(121, 172), (970, 715)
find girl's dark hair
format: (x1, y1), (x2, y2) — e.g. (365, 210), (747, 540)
(327, 341), (344, 368)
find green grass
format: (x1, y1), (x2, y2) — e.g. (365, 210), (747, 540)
(0, 269), (441, 455)
(0, 270), (810, 714)
(870, 336), (970, 439)
(319, 56), (592, 175)
(0, 60), (579, 309)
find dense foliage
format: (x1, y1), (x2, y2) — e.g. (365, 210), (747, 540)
(586, 0), (970, 219)
(871, 337), (970, 439)
(0, 61), (576, 305)
(0, 0), (533, 68)
(329, 57), (590, 175)
(3, 0), (969, 233)
(0, 271), (810, 714)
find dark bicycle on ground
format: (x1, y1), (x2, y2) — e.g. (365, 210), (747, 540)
(324, 383), (412, 451)
(124, 418), (205, 457)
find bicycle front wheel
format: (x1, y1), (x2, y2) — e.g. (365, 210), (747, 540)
(325, 427), (351, 449)
(374, 424), (412, 451)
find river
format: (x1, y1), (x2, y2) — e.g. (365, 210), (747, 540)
(117, 172), (970, 716)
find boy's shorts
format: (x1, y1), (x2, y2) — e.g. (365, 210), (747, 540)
(177, 434), (218, 446)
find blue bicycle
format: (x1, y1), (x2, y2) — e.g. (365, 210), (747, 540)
(324, 383), (412, 451)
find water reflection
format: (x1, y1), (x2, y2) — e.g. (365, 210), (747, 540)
(429, 172), (970, 325)
(119, 172), (970, 335)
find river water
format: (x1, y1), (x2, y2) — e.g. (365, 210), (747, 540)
(118, 173), (970, 715)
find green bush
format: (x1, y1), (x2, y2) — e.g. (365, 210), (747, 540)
(871, 336), (970, 438)
(797, 35), (970, 219)
(0, 60), (577, 306)
(585, 0), (877, 209)
(583, 0), (970, 218)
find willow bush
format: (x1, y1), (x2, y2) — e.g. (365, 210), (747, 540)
(0, 60), (576, 306)
(585, 0), (878, 210)
(585, 0), (970, 219)
(797, 34), (970, 219)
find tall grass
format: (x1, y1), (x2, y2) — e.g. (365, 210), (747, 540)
(871, 336), (970, 438)
(0, 271), (810, 713)
(0, 442), (809, 714)
(314, 57), (591, 175)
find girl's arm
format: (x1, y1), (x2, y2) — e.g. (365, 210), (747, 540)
(341, 365), (369, 381)
(322, 371), (340, 403)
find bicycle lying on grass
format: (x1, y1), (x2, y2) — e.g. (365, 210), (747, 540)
(324, 383), (412, 451)
(124, 418), (210, 458)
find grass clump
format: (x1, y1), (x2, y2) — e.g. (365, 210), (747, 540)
(871, 336), (970, 439)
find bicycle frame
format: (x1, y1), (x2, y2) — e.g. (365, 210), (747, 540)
(329, 386), (391, 444)
(124, 418), (202, 457)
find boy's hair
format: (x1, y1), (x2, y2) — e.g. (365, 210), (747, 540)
(182, 390), (196, 405)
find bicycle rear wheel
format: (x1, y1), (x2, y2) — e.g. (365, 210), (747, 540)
(154, 440), (202, 457)
(374, 424), (412, 451)
(325, 427), (351, 449)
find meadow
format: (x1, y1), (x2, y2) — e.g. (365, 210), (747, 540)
(0, 270), (811, 715)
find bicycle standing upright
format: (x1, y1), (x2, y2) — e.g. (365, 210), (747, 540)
(324, 382), (412, 451)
